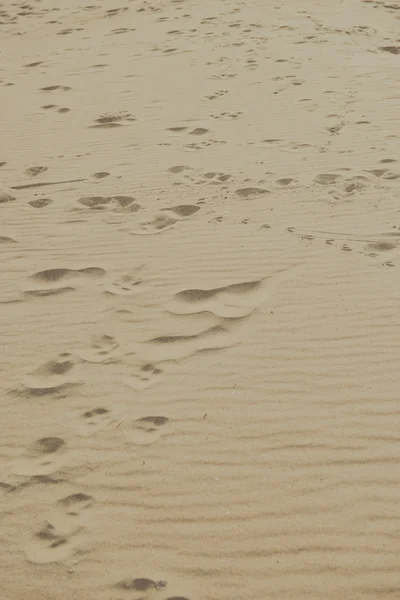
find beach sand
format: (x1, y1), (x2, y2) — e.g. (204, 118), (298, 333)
(1, 0), (400, 598)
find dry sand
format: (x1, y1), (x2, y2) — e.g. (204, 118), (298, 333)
(1, 0), (400, 598)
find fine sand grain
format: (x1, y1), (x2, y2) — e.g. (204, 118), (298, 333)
(1, 0), (400, 598)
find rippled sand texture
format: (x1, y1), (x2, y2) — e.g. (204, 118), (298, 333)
(1, 0), (400, 598)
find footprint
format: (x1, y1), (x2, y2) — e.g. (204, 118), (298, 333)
(131, 204), (199, 235)
(183, 139), (223, 151)
(116, 578), (167, 592)
(73, 335), (119, 363)
(123, 416), (170, 445)
(275, 178), (298, 187)
(235, 187), (269, 199)
(138, 325), (235, 362)
(314, 173), (341, 185)
(123, 362), (163, 391)
(104, 267), (144, 296)
(40, 85), (71, 92)
(90, 112), (135, 128)
(189, 127), (209, 135)
(205, 89), (228, 100)
(25, 166), (48, 177)
(0, 189), (16, 203)
(25, 493), (95, 564)
(166, 279), (268, 318)
(78, 407), (113, 435)
(29, 198), (52, 208)
(210, 111), (243, 120)
(24, 354), (77, 393)
(24, 267), (105, 296)
(11, 437), (66, 476)
(131, 214), (177, 235)
(161, 205), (200, 218)
(78, 195), (141, 212)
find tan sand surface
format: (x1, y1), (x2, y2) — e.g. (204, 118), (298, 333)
(1, 0), (400, 598)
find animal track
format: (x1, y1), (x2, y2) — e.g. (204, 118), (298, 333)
(116, 578), (167, 592)
(168, 165), (232, 187)
(205, 89), (228, 100)
(24, 267), (105, 296)
(40, 85), (71, 92)
(90, 112), (135, 128)
(104, 267), (144, 296)
(24, 353), (77, 393)
(123, 362), (163, 391)
(25, 166), (48, 177)
(78, 195), (141, 212)
(131, 205), (199, 235)
(78, 407), (113, 435)
(123, 416), (170, 445)
(11, 437), (66, 477)
(183, 139), (224, 151)
(73, 335), (119, 363)
(25, 493), (95, 563)
(210, 111), (243, 120)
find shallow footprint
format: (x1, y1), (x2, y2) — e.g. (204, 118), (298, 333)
(24, 353), (76, 393)
(11, 437), (66, 476)
(78, 195), (141, 213)
(123, 416), (170, 445)
(123, 362), (163, 391)
(24, 267), (105, 296)
(235, 187), (269, 199)
(25, 492), (94, 564)
(25, 522), (78, 564)
(166, 279), (267, 318)
(138, 325), (235, 362)
(161, 205), (200, 219)
(131, 214), (177, 235)
(103, 266), (145, 296)
(73, 335), (119, 363)
(78, 407), (113, 435)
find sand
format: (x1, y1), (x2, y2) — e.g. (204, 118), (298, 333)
(1, 0), (400, 598)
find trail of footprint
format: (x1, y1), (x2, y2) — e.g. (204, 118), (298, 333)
(11, 437), (66, 477)
(23, 267), (105, 296)
(166, 279), (268, 318)
(24, 353), (77, 393)
(121, 416), (170, 445)
(131, 205), (199, 235)
(138, 325), (235, 362)
(25, 492), (95, 564)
